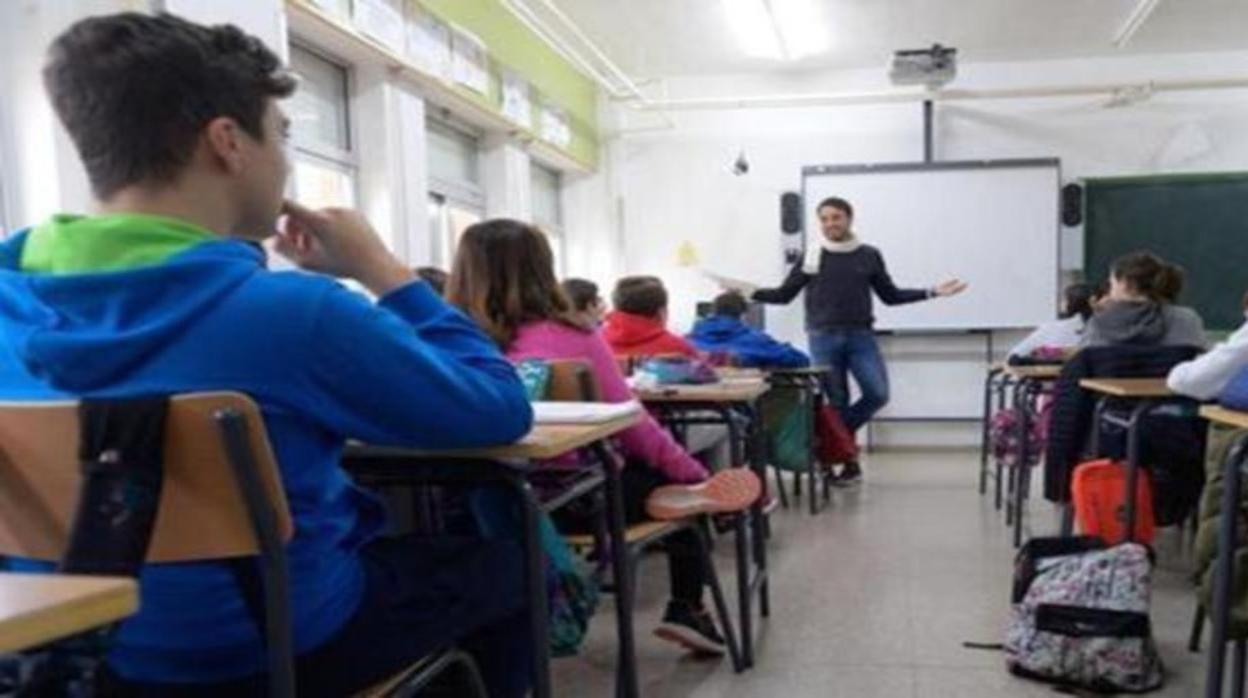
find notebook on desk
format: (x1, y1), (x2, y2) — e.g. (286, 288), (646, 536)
(531, 400), (643, 424)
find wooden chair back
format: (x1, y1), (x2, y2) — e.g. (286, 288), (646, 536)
(0, 392), (293, 563)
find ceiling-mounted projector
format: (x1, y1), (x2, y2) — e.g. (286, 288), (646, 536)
(889, 44), (957, 88)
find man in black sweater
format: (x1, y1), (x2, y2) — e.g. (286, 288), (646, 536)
(727, 197), (966, 483)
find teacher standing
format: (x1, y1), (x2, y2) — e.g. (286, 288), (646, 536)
(722, 196), (967, 484)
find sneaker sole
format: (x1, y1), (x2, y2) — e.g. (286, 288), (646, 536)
(653, 624), (727, 656)
(644, 469), (762, 521)
(830, 476), (863, 489)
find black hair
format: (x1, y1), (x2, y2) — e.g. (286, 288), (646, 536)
(44, 12), (295, 199)
(561, 278), (600, 312)
(816, 197), (853, 219)
(612, 276), (667, 317)
(1060, 283), (1096, 322)
(712, 291), (749, 319)
(415, 266), (449, 296)
(1110, 251), (1184, 304)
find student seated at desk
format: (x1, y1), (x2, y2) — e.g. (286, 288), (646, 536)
(688, 291), (810, 369)
(0, 13), (534, 697)
(447, 219), (759, 657)
(561, 277), (607, 327)
(1168, 291), (1248, 400)
(1082, 251), (1207, 348)
(603, 276), (700, 358)
(1008, 282), (1097, 361)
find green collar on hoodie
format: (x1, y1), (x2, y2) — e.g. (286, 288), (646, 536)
(20, 213), (217, 274)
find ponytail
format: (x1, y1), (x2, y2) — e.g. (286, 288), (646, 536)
(1110, 251), (1184, 304)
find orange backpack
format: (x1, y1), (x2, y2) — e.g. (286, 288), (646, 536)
(1070, 459), (1156, 545)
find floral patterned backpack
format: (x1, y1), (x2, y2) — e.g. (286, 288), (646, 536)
(1005, 536), (1164, 693)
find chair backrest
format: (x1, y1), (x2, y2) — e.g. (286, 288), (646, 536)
(0, 392), (293, 563)
(546, 360), (601, 402)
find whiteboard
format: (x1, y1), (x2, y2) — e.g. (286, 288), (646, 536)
(802, 160), (1060, 330)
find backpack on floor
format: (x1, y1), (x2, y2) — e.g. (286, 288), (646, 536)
(815, 405), (857, 464)
(1005, 536), (1164, 694)
(1071, 459), (1156, 545)
(989, 408), (1045, 469)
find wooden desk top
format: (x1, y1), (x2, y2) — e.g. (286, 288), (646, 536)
(1078, 378), (1174, 398)
(1004, 364), (1063, 380)
(635, 379), (770, 404)
(1201, 406), (1248, 430)
(0, 573), (138, 653)
(352, 412), (642, 461)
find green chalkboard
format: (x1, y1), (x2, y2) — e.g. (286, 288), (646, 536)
(1084, 172), (1248, 331)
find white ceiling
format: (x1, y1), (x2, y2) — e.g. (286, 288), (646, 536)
(550, 0), (1248, 78)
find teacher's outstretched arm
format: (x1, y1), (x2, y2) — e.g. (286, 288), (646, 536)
(868, 249), (967, 305)
(748, 263), (811, 305)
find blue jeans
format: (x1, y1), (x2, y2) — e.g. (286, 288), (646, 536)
(808, 329), (890, 433)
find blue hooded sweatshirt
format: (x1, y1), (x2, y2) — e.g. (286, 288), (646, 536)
(0, 221), (533, 682)
(687, 315), (811, 369)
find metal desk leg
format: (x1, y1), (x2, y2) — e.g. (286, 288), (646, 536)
(506, 476), (552, 698)
(744, 404), (770, 619)
(722, 407), (754, 669)
(1013, 379), (1033, 548)
(1207, 435), (1248, 698)
(1234, 640), (1246, 698)
(995, 376), (1014, 512)
(591, 442), (638, 698)
(981, 369), (1002, 495)
(1122, 401), (1154, 544)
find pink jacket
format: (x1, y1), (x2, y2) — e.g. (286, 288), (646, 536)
(508, 320), (709, 484)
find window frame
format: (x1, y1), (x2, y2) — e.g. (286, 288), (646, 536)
(286, 42), (359, 208)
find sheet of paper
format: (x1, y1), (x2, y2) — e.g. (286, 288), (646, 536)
(532, 400), (642, 424)
(700, 269), (758, 294)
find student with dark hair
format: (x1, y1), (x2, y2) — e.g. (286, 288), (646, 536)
(1082, 251), (1206, 348)
(718, 196), (967, 483)
(604, 275), (699, 357)
(415, 266), (448, 295)
(688, 291), (810, 368)
(1008, 283), (1097, 359)
(561, 277), (605, 326)
(448, 219), (760, 656)
(1, 13), (534, 696)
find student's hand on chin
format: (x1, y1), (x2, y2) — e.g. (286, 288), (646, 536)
(277, 200), (415, 296)
(934, 278), (969, 297)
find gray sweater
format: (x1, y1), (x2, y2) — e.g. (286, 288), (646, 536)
(1081, 300), (1207, 349)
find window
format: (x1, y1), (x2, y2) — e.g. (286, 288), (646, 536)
(427, 119), (484, 267)
(531, 163), (565, 275)
(286, 44), (357, 209)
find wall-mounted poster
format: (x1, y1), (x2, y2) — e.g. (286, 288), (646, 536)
(451, 27), (489, 94)
(539, 102), (572, 148)
(406, 4), (452, 81)
(501, 71), (532, 128)
(353, 0), (405, 54)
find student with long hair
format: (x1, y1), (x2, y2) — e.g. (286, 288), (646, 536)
(1008, 282), (1098, 359)
(447, 219), (759, 656)
(1082, 251), (1206, 348)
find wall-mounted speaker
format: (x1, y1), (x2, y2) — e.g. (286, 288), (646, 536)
(1061, 182), (1083, 227)
(781, 192), (803, 234)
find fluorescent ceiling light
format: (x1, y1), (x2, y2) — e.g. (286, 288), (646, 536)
(723, 0), (828, 61)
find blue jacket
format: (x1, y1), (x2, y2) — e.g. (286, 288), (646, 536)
(0, 232), (532, 682)
(687, 315), (810, 369)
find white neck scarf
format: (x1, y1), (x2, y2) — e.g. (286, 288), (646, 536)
(803, 232), (862, 274)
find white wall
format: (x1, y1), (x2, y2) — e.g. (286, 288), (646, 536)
(573, 49), (1248, 447)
